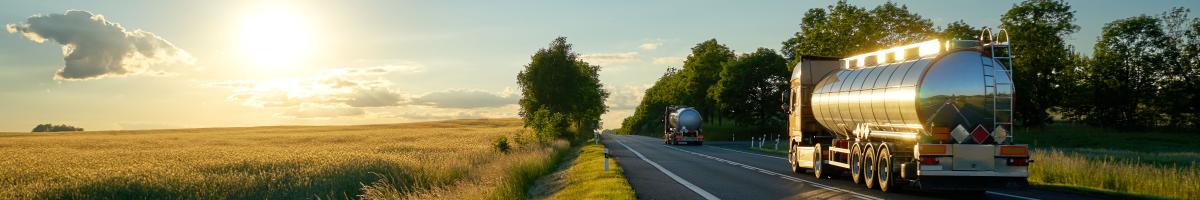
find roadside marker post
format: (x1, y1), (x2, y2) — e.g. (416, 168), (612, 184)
(750, 136), (755, 148)
(603, 148), (610, 171)
(774, 137), (780, 151)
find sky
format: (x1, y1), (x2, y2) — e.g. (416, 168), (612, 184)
(0, 0), (1196, 131)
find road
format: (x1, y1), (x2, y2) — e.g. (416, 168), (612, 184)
(601, 134), (1094, 200)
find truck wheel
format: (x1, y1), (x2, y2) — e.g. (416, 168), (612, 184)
(864, 143), (877, 189)
(850, 142), (863, 184)
(813, 143), (826, 179)
(878, 145), (894, 192)
(695, 141), (703, 145)
(790, 143), (802, 173)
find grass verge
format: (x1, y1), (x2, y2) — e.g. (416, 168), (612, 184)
(1029, 148), (1200, 199)
(528, 138), (635, 200)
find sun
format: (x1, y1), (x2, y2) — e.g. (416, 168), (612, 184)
(239, 7), (313, 69)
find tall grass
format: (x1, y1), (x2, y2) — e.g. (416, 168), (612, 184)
(534, 139), (635, 200)
(1030, 149), (1200, 199)
(0, 118), (562, 199)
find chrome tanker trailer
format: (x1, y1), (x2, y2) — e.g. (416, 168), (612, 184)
(664, 106), (704, 145)
(784, 30), (1029, 192)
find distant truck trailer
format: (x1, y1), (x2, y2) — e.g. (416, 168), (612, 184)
(784, 30), (1030, 192)
(664, 106), (704, 145)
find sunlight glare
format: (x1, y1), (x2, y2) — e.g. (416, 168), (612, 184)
(239, 7), (313, 69)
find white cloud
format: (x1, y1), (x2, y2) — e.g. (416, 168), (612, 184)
(605, 84), (649, 110)
(277, 103), (365, 119)
(581, 52), (640, 65)
(412, 89), (518, 108)
(640, 41), (662, 50)
(6, 10), (193, 80)
(652, 56), (684, 66)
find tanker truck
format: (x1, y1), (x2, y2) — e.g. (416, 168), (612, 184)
(784, 30), (1029, 192)
(664, 106), (704, 145)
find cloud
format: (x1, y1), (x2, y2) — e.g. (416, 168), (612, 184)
(412, 89), (518, 108)
(376, 104), (520, 121)
(205, 68), (408, 110)
(6, 10), (193, 80)
(580, 52), (639, 65)
(277, 103), (365, 119)
(605, 84), (650, 110)
(640, 41), (662, 50)
(652, 56), (684, 66)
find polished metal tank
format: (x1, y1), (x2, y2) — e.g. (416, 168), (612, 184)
(808, 47), (1013, 143)
(669, 107), (702, 131)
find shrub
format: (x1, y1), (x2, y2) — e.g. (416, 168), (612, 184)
(493, 136), (511, 153)
(529, 108), (568, 144)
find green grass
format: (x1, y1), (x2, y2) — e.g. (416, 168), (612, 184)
(0, 118), (568, 199)
(1018, 123), (1200, 199)
(1030, 148), (1200, 199)
(531, 138), (635, 200)
(749, 146), (788, 156)
(1020, 123), (1200, 153)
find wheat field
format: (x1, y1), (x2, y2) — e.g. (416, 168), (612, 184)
(0, 118), (563, 199)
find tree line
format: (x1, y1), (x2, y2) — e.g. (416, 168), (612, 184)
(620, 0), (1200, 135)
(32, 124), (83, 132)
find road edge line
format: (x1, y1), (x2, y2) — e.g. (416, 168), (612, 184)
(614, 136), (720, 200)
(657, 143), (882, 200)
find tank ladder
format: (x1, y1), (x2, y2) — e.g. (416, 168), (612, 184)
(979, 28), (1015, 144)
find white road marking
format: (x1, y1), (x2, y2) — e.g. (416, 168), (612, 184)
(655, 142), (883, 200)
(630, 136), (1042, 200)
(986, 191), (1041, 200)
(614, 137), (720, 200)
(708, 145), (787, 160)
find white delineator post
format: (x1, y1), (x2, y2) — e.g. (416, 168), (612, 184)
(604, 148), (610, 171)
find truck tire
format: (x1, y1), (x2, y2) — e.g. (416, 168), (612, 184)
(813, 143), (826, 179)
(850, 142), (863, 184)
(695, 141), (703, 145)
(790, 143), (802, 173)
(864, 143), (877, 189)
(877, 144), (894, 192)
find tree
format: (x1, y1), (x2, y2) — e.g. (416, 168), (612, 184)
(1089, 15), (1173, 129)
(1158, 7), (1200, 128)
(780, 1), (935, 71)
(516, 37), (609, 140)
(620, 68), (689, 134)
(31, 124), (83, 132)
(942, 20), (982, 41)
(1000, 0), (1080, 127)
(680, 39), (735, 122)
(710, 48), (790, 130)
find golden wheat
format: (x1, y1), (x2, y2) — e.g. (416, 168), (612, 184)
(0, 118), (557, 199)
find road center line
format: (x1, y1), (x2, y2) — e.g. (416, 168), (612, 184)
(614, 136), (720, 200)
(712, 142), (1040, 200)
(707, 145), (787, 160)
(655, 143), (882, 200)
(986, 191), (1041, 200)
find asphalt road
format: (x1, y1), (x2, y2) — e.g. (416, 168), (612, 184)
(601, 134), (1095, 200)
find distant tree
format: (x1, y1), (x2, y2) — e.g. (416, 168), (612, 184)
(1157, 7), (1200, 128)
(710, 48), (790, 130)
(516, 37), (609, 140)
(32, 124), (83, 132)
(780, 1), (935, 71)
(942, 20), (982, 41)
(1087, 15), (1176, 129)
(1000, 0), (1080, 127)
(680, 39), (735, 122)
(620, 68), (689, 134)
